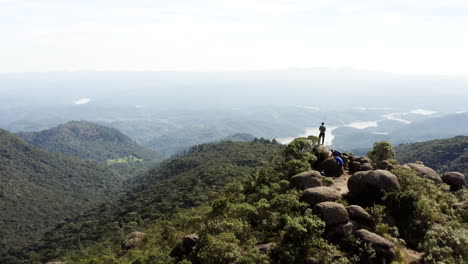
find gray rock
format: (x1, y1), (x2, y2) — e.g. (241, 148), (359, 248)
(348, 170), (401, 202)
(347, 205), (374, 227)
(313, 145), (331, 163)
(376, 160), (394, 170)
(406, 163), (442, 184)
(350, 161), (362, 173)
(300, 187), (342, 207)
(360, 163), (374, 171)
(442, 172), (466, 191)
(355, 229), (396, 263)
(290, 170), (323, 190)
(355, 156), (372, 164)
(312, 201), (349, 226)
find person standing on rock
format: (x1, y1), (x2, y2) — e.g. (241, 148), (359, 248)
(319, 122), (326, 145)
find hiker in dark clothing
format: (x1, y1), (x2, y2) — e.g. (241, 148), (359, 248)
(331, 149), (344, 168)
(319, 122), (326, 145)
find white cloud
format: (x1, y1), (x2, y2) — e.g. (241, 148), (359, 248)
(73, 98), (91, 105)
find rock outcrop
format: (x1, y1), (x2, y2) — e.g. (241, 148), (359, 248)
(290, 170), (323, 190)
(442, 172), (466, 191)
(406, 163), (442, 184)
(300, 187), (342, 207)
(256, 242), (274, 253)
(121, 231), (145, 250)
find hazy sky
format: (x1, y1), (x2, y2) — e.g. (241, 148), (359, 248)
(1, 0), (468, 75)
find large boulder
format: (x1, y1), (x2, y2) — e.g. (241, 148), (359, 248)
(312, 201), (349, 226)
(355, 229), (396, 263)
(313, 144), (331, 164)
(319, 157), (344, 177)
(347, 205), (374, 227)
(300, 187), (342, 207)
(348, 170), (401, 202)
(121, 231), (145, 250)
(290, 170), (323, 190)
(406, 163), (442, 184)
(442, 172), (466, 191)
(360, 163), (374, 171)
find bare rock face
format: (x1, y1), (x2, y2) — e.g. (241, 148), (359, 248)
(121, 231), (145, 250)
(355, 229), (396, 263)
(290, 170), (323, 190)
(319, 157), (344, 178)
(348, 170), (401, 202)
(256, 242), (274, 253)
(406, 163), (442, 184)
(300, 187), (342, 207)
(347, 205), (374, 227)
(442, 172), (466, 191)
(312, 201), (349, 226)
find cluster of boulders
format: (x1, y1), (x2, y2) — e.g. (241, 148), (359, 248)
(349, 156), (374, 173)
(298, 174), (396, 263)
(312, 145), (347, 177)
(167, 145), (466, 264)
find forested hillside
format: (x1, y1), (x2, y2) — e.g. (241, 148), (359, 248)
(19, 139), (284, 263)
(24, 137), (467, 264)
(0, 129), (127, 261)
(17, 121), (160, 163)
(396, 136), (468, 175)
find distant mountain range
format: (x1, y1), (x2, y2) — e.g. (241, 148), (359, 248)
(17, 121), (160, 163)
(0, 128), (126, 258)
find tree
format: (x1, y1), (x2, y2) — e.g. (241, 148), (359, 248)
(367, 141), (395, 164)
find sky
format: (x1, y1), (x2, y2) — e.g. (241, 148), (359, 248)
(1, 0), (468, 75)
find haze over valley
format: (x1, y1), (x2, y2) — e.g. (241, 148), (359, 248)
(1, 1), (468, 263)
